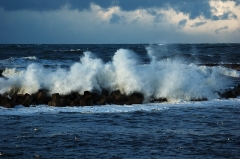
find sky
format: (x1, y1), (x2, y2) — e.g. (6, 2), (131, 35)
(0, 0), (240, 44)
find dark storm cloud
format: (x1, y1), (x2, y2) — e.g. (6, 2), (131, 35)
(178, 19), (187, 29)
(191, 22), (207, 27)
(0, 0), (233, 20)
(215, 26), (228, 34)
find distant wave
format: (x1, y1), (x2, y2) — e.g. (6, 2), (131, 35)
(22, 56), (38, 60)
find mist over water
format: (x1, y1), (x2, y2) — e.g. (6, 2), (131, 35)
(1, 44), (238, 102)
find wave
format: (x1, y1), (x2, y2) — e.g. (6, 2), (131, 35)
(0, 47), (239, 102)
(22, 56), (38, 60)
(0, 56), (74, 69)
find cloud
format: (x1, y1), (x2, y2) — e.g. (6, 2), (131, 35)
(212, 11), (238, 20)
(0, 0), (224, 20)
(215, 26), (228, 34)
(178, 19), (187, 28)
(191, 22), (207, 27)
(0, 1), (240, 43)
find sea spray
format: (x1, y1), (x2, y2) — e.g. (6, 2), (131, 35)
(0, 47), (236, 102)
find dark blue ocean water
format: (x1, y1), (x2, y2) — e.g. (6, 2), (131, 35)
(0, 44), (240, 158)
(0, 43), (240, 69)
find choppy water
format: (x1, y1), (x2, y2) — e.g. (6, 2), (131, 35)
(0, 100), (240, 158)
(0, 44), (240, 158)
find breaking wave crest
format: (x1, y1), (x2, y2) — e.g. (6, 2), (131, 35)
(0, 47), (238, 102)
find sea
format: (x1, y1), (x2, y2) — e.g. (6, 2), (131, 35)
(0, 44), (239, 158)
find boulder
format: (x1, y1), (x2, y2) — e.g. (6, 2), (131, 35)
(80, 96), (93, 106)
(60, 99), (66, 106)
(48, 93), (62, 107)
(70, 98), (80, 106)
(1, 97), (14, 108)
(150, 97), (167, 103)
(127, 92), (144, 104)
(96, 95), (107, 105)
(115, 94), (128, 105)
(17, 94), (25, 104)
(85, 96), (93, 106)
(232, 84), (240, 96)
(48, 100), (61, 107)
(22, 94), (33, 107)
(37, 91), (48, 104)
(52, 93), (60, 102)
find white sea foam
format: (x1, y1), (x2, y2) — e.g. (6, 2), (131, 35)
(0, 98), (239, 116)
(22, 56), (38, 60)
(0, 46), (238, 101)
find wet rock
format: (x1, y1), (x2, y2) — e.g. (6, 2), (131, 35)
(1, 97), (14, 108)
(37, 91), (48, 104)
(52, 93), (60, 102)
(101, 89), (109, 97)
(150, 97), (168, 103)
(111, 90), (121, 99)
(232, 84), (240, 96)
(22, 94), (33, 107)
(106, 94), (115, 104)
(48, 100), (61, 107)
(96, 95), (107, 105)
(60, 99), (66, 106)
(127, 92), (144, 104)
(219, 84), (240, 99)
(17, 94), (25, 105)
(115, 94), (128, 105)
(80, 96), (93, 106)
(48, 93), (61, 107)
(0, 70), (4, 78)
(70, 98), (80, 106)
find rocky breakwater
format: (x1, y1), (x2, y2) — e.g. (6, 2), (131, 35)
(0, 84), (240, 108)
(0, 90), (144, 108)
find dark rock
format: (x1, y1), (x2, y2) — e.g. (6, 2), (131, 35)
(232, 84), (240, 96)
(101, 89), (109, 97)
(111, 90), (121, 99)
(115, 94), (128, 105)
(96, 95), (107, 105)
(79, 99), (86, 106)
(128, 92), (144, 104)
(190, 98), (207, 101)
(60, 99), (66, 106)
(48, 93), (62, 107)
(48, 100), (61, 107)
(70, 98), (80, 106)
(70, 92), (81, 99)
(106, 94), (115, 104)
(9, 101), (18, 107)
(85, 96), (93, 106)
(80, 96), (93, 106)
(17, 94), (25, 104)
(84, 91), (92, 97)
(150, 97), (168, 103)
(37, 91), (47, 104)
(52, 93), (60, 102)
(1, 97), (14, 108)
(22, 94), (33, 107)
(0, 70), (4, 78)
